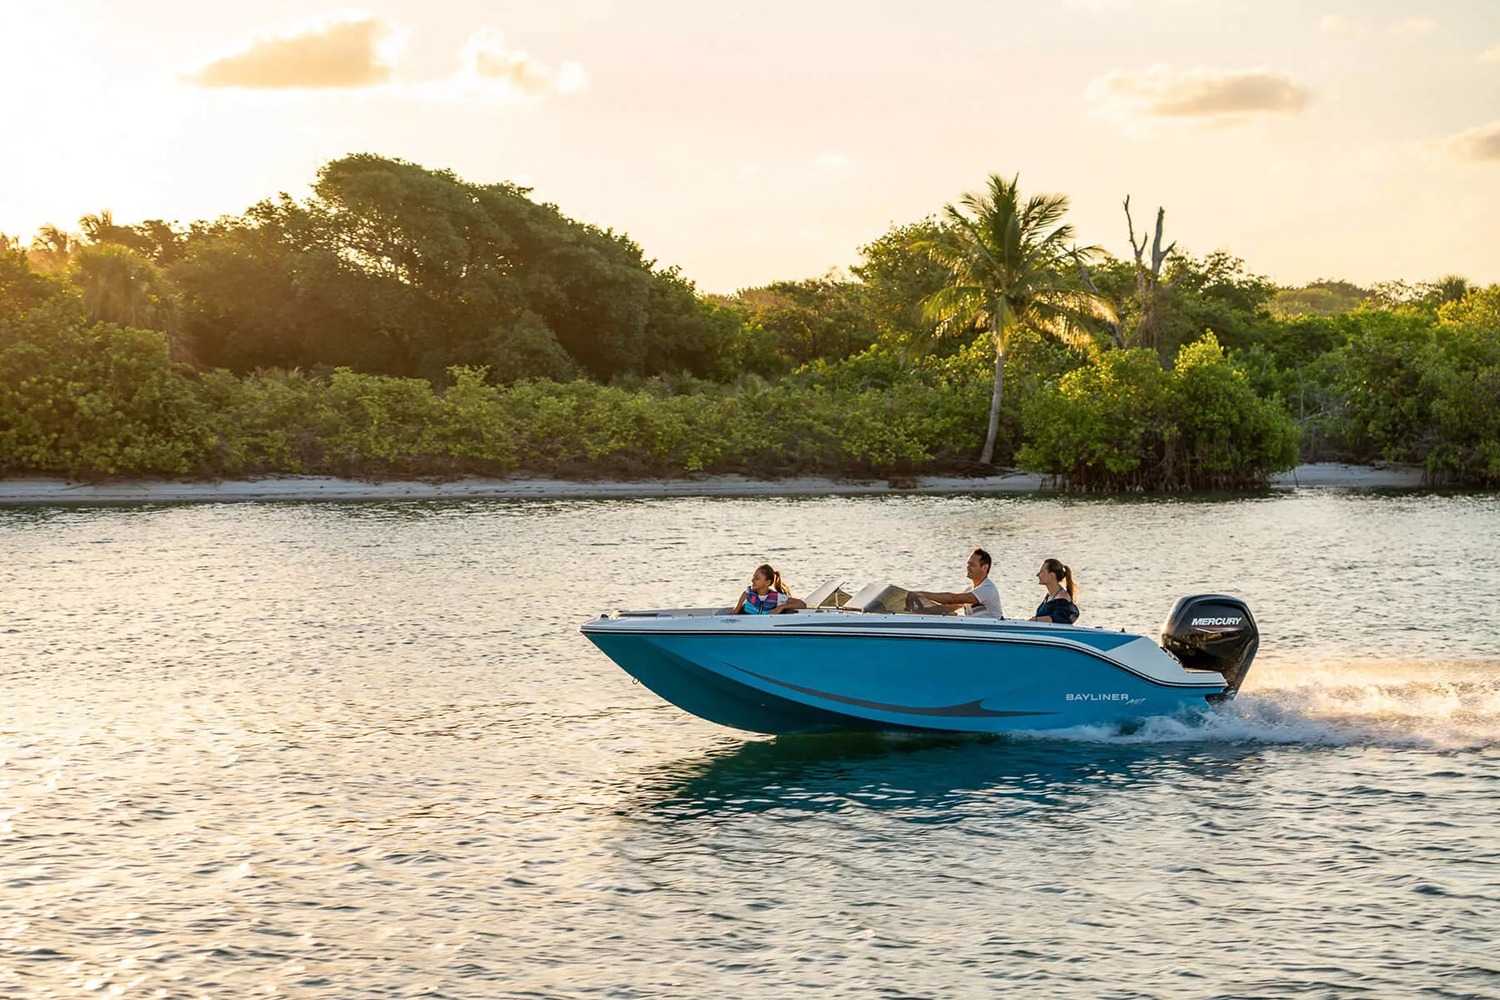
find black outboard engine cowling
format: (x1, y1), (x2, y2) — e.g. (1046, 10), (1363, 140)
(1159, 594), (1259, 701)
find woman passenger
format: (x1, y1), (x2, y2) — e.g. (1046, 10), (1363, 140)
(1030, 558), (1079, 624)
(733, 564), (807, 615)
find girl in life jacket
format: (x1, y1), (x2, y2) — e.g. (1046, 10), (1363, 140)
(733, 564), (808, 615)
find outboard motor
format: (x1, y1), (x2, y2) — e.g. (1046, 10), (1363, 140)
(1159, 595), (1259, 701)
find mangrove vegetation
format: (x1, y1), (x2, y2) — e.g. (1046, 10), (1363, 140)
(2, 154), (1497, 488)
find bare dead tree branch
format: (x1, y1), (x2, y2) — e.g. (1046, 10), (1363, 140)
(1123, 196), (1177, 354)
(1150, 207), (1175, 276)
(1125, 195), (1143, 262)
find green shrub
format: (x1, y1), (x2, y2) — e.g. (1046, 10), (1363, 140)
(0, 303), (211, 475)
(1301, 294), (1500, 483)
(199, 368), (325, 474)
(1017, 335), (1298, 490)
(1423, 298), (1500, 485)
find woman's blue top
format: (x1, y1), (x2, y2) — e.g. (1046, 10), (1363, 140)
(1034, 595), (1079, 624)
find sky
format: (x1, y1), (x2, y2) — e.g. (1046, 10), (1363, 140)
(2, 0), (1497, 293)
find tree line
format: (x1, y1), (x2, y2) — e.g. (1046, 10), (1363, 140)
(2, 154), (1496, 487)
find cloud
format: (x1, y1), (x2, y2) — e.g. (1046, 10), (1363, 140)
(1085, 65), (1311, 126)
(185, 20), (587, 106)
(456, 28), (588, 99)
(814, 153), (851, 172)
(1388, 17), (1439, 36)
(1481, 43), (1500, 62)
(190, 16), (400, 89)
(1437, 122), (1500, 162)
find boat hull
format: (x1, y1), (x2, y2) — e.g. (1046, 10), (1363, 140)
(583, 614), (1230, 735)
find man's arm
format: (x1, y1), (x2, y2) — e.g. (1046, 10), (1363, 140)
(912, 590), (979, 606)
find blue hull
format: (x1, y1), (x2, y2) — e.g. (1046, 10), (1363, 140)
(586, 625), (1226, 735)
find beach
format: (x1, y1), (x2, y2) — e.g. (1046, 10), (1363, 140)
(0, 463), (1429, 504)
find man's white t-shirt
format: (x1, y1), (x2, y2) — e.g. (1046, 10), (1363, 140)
(963, 578), (1004, 619)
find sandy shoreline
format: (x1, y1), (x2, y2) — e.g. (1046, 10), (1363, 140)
(0, 463), (1432, 504)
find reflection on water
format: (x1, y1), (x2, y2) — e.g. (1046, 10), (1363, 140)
(637, 731), (1259, 821)
(2, 492), (1498, 998)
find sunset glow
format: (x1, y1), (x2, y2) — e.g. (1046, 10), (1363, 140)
(3, 0), (1498, 291)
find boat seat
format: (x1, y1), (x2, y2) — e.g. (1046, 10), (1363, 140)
(803, 578), (852, 608)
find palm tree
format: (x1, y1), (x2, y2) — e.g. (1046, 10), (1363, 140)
(79, 208), (140, 247)
(28, 224), (79, 275)
(920, 174), (1114, 465)
(70, 243), (186, 352)
(1429, 274), (1471, 306)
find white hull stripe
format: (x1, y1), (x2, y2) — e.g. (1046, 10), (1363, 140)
(584, 626), (1226, 691)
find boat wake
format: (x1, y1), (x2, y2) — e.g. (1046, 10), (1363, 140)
(1029, 659), (1500, 750)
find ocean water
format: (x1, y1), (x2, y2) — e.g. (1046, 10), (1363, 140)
(1, 492), (1497, 998)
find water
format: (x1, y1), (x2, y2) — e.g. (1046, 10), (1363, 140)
(2, 492), (1498, 998)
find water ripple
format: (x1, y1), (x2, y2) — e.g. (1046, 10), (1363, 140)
(1, 493), (1498, 997)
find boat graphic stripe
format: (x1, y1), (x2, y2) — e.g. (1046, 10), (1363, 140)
(730, 665), (1054, 719)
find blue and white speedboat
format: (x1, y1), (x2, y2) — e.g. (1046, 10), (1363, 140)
(581, 583), (1259, 735)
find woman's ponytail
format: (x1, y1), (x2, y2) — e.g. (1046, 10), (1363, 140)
(1043, 557), (1076, 600)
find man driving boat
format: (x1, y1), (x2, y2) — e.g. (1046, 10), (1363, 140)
(911, 547), (1004, 619)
